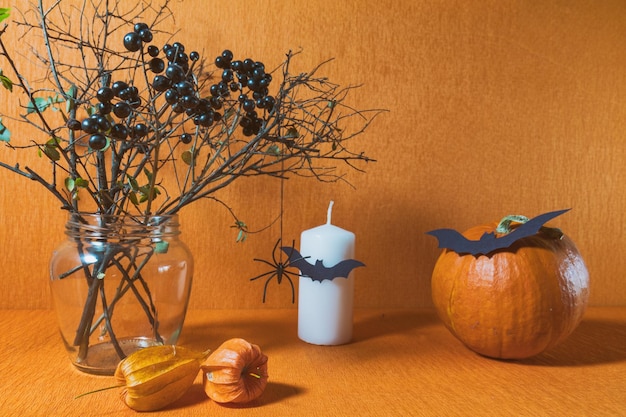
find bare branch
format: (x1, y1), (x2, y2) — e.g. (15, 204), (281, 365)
(0, 0), (383, 218)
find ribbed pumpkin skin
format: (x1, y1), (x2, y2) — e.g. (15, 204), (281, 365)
(431, 222), (590, 359)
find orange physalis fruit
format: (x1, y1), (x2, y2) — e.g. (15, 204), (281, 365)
(114, 345), (209, 411)
(201, 338), (269, 404)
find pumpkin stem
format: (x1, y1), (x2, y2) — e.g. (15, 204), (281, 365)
(495, 215), (529, 234)
(496, 214), (564, 239)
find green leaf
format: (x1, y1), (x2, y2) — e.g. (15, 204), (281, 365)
(40, 137), (61, 161)
(0, 8), (10, 23)
(267, 144), (281, 156)
(181, 150), (194, 165)
(0, 70), (13, 92)
(43, 146), (60, 161)
(126, 175), (139, 191)
(27, 97), (51, 114)
(155, 241), (169, 253)
(27, 95), (65, 114)
(64, 177), (75, 192)
(285, 127), (299, 139)
(65, 84), (77, 113)
(143, 168), (153, 182)
(75, 177), (89, 188)
(0, 118), (10, 142)
(42, 147), (60, 161)
(231, 220), (248, 242)
(49, 95), (65, 111)
(138, 185), (160, 203)
(128, 191), (139, 205)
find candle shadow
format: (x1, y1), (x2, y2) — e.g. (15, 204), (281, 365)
(179, 311), (300, 352)
(352, 309), (439, 343)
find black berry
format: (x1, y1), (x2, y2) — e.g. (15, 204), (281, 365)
(81, 117), (99, 134)
(180, 133), (192, 144)
(110, 124), (129, 140)
(133, 123), (149, 138)
(138, 28), (153, 43)
(123, 32), (142, 52)
(96, 87), (114, 103)
(149, 58), (165, 74)
(67, 119), (82, 130)
(165, 64), (185, 83)
(113, 102), (132, 118)
(222, 49), (233, 62)
(181, 95), (199, 109)
(111, 81), (129, 96)
(89, 134), (107, 150)
(164, 89), (179, 104)
(147, 45), (159, 57)
(152, 75), (171, 92)
(242, 99), (255, 112)
(134, 23), (149, 33)
(97, 102), (112, 115)
(95, 115), (111, 132)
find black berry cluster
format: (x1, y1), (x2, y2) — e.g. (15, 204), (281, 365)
(65, 23), (160, 150)
(150, 41), (216, 128)
(67, 22), (275, 151)
(212, 52), (276, 136)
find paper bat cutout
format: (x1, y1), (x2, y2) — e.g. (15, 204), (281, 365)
(280, 246), (365, 282)
(426, 209), (570, 256)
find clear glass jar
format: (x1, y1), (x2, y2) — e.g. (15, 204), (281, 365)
(49, 213), (193, 375)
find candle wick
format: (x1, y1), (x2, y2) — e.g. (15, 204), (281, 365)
(327, 200), (334, 224)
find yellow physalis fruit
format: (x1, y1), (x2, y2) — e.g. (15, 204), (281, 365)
(114, 345), (209, 412)
(201, 338), (269, 404)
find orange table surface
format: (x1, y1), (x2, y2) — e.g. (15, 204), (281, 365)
(1, 308), (624, 417)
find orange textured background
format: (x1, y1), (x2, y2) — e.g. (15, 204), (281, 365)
(0, 0), (624, 309)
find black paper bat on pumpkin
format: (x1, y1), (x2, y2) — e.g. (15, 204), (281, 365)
(426, 208), (570, 256)
(280, 246), (365, 282)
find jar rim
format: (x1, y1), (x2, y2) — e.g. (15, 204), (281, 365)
(69, 211), (178, 224)
(69, 211), (178, 220)
(65, 212), (181, 240)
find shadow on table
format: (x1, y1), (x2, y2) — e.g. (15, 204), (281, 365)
(219, 382), (306, 408)
(353, 309), (439, 343)
(519, 318), (626, 367)
(165, 381), (306, 411)
(180, 312), (299, 351)
(181, 309), (440, 350)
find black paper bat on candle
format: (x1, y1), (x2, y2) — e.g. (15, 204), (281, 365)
(426, 208), (570, 256)
(280, 246), (365, 282)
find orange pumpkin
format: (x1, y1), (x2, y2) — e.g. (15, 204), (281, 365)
(431, 216), (589, 359)
(201, 338), (268, 403)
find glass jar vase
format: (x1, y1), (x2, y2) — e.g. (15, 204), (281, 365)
(49, 213), (193, 375)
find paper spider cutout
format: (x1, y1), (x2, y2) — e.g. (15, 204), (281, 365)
(250, 239), (302, 303)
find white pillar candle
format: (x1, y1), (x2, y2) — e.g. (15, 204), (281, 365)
(298, 201), (356, 345)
